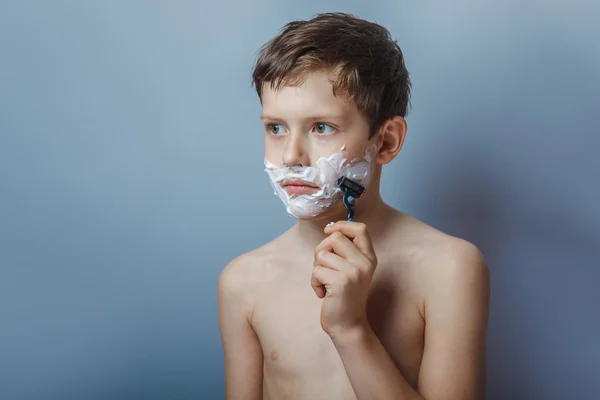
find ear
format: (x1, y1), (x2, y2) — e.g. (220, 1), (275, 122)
(375, 116), (407, 165)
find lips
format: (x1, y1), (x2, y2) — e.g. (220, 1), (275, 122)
(281, 178), (319, 188)
(281, 178), (320, 195)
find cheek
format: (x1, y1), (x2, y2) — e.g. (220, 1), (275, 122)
(340, 134), (371, 159)
(264, 138), (284, 164)
(307, 139), (346, 165)
(311, 126), (370, 161)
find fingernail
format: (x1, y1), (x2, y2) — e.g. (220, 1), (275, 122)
(326, 222), (334, 227)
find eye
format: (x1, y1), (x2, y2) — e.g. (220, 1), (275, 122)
(267, 123), (286, 135)
(314, 123), (335, 135)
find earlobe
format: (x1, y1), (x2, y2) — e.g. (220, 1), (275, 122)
(376, 116), (407, 165)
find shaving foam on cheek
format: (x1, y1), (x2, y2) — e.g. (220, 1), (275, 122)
(264, 144), (376, 219)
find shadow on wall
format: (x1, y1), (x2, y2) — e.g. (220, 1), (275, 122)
(421, 144), (599, 400)
(413, 18), (600, 396)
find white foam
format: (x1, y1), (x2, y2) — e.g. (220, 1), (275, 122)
(264, 144), (376, 219)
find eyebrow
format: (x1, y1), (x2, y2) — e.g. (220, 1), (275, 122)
(260, 114), (346, 122)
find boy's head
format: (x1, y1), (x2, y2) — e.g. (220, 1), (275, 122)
(253, 13), (410, 220)
(253, 12), (411, 138)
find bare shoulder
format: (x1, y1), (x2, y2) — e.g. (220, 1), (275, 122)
(382, 209), (490, 298)
(382, 211), (490, 398)
(218, 232), (290, 302)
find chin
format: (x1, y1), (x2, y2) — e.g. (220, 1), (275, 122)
(288, 204), (346, 222)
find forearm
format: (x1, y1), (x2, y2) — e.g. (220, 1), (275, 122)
(332, 323), (424, 400)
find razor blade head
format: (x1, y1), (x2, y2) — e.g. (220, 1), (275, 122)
(337, 176), (365, 198)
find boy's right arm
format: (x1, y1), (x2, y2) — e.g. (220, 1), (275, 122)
(218, 256), (264, 400)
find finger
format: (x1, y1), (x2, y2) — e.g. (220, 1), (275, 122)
(324, 221), (376, 261)
(314, 231), (363, 261)
(314, 249), (346, 271)
(311, 265), (340, 298)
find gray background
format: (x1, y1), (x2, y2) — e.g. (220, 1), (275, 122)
(1, 1), (598, 399)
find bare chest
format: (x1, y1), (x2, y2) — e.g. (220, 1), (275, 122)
(251, 263), (425, 399)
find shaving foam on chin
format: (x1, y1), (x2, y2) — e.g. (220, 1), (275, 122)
(264, 144), (376, 219)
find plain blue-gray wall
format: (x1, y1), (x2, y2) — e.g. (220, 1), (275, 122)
(1, 1), (598, 399)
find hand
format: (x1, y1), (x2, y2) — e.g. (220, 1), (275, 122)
(311, 221), (378, 339)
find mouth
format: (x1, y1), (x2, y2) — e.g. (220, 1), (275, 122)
(281, 179), (320, 195)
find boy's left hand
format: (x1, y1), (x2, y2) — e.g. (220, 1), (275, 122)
(311, 221), (378, 339)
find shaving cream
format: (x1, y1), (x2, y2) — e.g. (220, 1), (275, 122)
(264, 144), (376, 219)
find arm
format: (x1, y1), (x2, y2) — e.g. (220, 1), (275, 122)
(218, 257), (264, 400)
(331, 322), (424, 400)
(330, 241), (490, 400)
(417, 242), (490, 399)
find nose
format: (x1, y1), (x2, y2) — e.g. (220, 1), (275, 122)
(281, 133), (309, 167)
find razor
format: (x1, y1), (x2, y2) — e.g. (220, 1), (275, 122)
(337, 176), (365, 221)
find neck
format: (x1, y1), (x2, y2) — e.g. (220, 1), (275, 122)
(292, 189), (390, 250)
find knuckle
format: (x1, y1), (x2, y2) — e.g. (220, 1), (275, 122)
(314, 244), (326, 256)
(345, 267), (360, 283)
(314, 250), (323, 263)
(312, 265), (323, 279)
(331, 231), (344, 240)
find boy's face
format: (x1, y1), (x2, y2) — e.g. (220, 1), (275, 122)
(261, 69), (379, 220)
(261, 69), (372, 168)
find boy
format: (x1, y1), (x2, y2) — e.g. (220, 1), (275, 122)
(218, 12), (490, 400)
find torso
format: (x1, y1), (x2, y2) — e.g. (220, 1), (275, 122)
(248, 211), (438, 400)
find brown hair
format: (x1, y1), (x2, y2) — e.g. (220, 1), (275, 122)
(251, 12), (411, 138)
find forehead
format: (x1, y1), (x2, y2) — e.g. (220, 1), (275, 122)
(261, 70), (356, 119)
